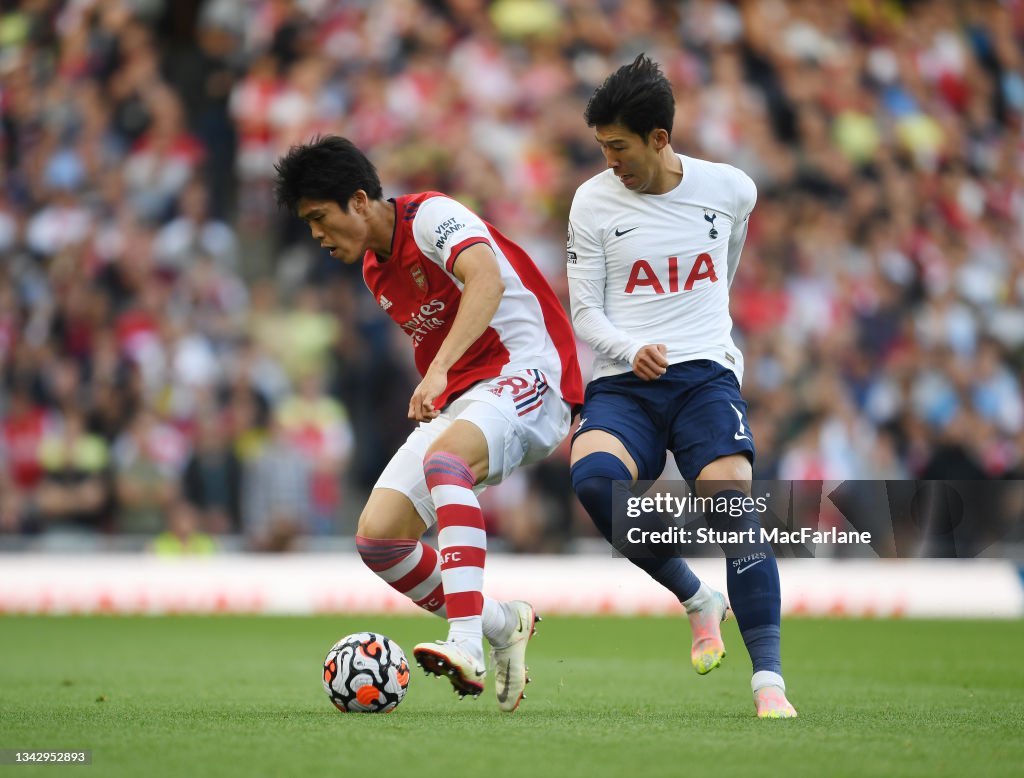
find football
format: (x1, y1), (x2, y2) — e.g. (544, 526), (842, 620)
(322, 632), (411, 713)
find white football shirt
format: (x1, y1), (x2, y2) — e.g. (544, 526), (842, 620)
(567, 153), (756, 383)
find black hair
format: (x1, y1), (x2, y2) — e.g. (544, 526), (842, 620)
(273, 135), (383, 214)
(584, 54), (675, 140)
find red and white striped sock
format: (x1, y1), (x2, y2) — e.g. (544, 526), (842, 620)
(424, 451), (487, 660)
(356, 535), (511, 642)
(355, 536), (447, 615)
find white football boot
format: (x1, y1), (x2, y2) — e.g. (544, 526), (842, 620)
(489, 600), (538, 713)
(413, 640), (486, 698)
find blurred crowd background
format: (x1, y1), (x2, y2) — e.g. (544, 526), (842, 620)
(1, 0), (1023, 555)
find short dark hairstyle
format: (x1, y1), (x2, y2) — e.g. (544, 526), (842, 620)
(273, 135), (383, 214)
(584, 54), (674, 140)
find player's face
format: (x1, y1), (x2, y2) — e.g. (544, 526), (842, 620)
(296, 196), (370, 264)
(594, 124), (663, 193)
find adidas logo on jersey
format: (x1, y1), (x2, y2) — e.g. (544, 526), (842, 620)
(379, 295), (393, 311)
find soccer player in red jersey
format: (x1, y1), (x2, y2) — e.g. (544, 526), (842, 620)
(274, 136), (583, 712)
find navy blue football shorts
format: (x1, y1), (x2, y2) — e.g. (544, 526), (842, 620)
(572, 359), (755, 481)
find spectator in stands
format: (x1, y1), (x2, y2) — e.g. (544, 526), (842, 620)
(274, 371), (352, 535)
(151, 500), (216, 556)
(241, 417), (312, 552)
(112, 407), (185, 534)
(35, 408), (111, 535)
(153, 178), (240, 273)
(1, 0), (1023, 551)
(181, 413), (243, 534)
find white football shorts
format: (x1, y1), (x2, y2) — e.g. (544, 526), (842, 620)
(373, 369), (571, 528)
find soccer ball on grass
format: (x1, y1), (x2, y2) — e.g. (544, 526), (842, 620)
(323, 632), (410, 713)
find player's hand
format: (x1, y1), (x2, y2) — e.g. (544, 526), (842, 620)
(408, 366), (447, 421)
(632, 344), (669, 381)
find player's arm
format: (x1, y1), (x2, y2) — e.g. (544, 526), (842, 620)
(726, 169), (758, 287)
(568, 277), (667, 380)
(566, 199), (667, 380)
(409, 242), (504, 422)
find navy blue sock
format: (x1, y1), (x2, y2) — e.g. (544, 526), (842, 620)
(571, 453), (701, 602)
(710, 489), (781, 674)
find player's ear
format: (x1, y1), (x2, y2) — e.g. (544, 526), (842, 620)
(651, 128), (669, 150)
(349, 190), (368, 214)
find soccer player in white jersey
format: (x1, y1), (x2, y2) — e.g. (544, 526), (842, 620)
(274, 136), (583, 712)
(567, 56), (797, 718)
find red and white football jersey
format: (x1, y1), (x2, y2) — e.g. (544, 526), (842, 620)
(363, 192), (583, 411)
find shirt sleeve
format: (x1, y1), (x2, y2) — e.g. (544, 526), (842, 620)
(565, 190), (606, 281)
(568, 275), (646, 366)
(566, 189), (645, 365)
(411, 196), (493, 276)
(726, 169), (757, 287)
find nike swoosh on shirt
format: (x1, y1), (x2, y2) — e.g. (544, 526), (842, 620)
(736, 559), (764, 574)
(735, 432), (751, 441)
(614, 226), (639, 236)
(496, 659), (512, 703)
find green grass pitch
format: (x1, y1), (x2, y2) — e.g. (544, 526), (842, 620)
(1, 615), (1022, 777)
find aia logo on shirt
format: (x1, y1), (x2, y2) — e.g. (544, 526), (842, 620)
(624, 253), (717, 294)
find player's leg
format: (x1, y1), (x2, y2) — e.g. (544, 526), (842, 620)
(673, 364), (795, 717)
(414, 372), (560, 708)
(412, 418), (491, 697)
(570, 389), (726, 672)
(355, 489), (446, 614)
(482, 374), (570, 712)
(695, 454), (795, 718)
(356, 426), (519, 665)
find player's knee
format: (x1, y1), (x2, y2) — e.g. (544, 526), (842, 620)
(572, 430), (639, 480)
(570, 453), (633, 507)
(422, 420), (489, 483)
(356, 491), (425, 540)
(422, 450), (476, 489)
(355, 509), (394, 540)
(696, 454), (752, 497)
